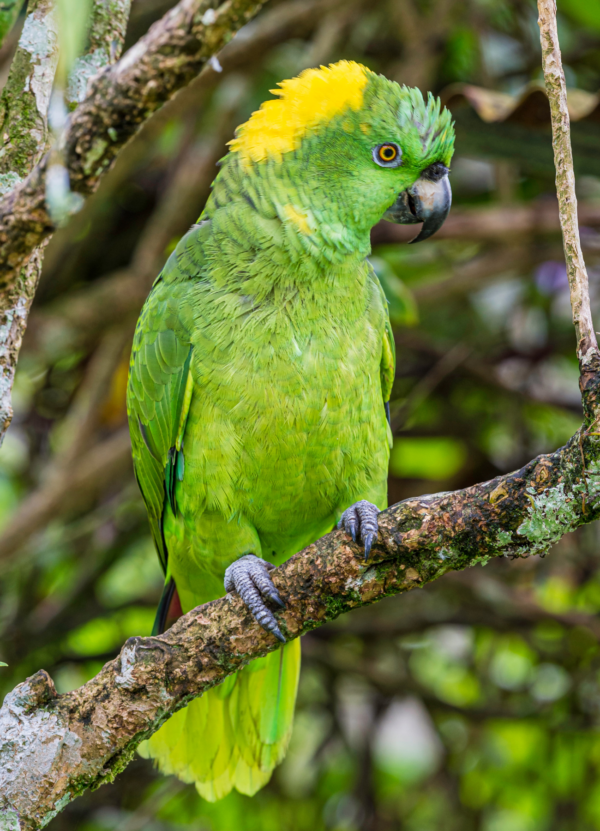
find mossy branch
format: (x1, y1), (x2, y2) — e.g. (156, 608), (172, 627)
(0, 0), (60, 443)
(0, 0), (267, 291)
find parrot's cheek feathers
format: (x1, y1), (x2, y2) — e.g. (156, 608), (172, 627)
(383, 165), (452, 244)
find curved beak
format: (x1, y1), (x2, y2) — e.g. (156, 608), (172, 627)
(383, 163), (452, 244)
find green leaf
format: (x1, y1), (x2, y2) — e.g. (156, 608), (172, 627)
(0, 661), (7, 667)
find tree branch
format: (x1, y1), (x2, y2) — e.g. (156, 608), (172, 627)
(0, 0), (59, 442)
(0, 0), (267, 448)
(65, 0), (132, 107)
(2, 390), (600, 827)
(0, 0), (133, 444)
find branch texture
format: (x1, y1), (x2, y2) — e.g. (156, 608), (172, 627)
(0, 0), (59, 442)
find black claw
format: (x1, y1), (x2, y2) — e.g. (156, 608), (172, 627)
(271, 626), (286, 643)
(269, 589), (286, 609)
(255, 606), (287, 643)
(339, 501), (380, 560)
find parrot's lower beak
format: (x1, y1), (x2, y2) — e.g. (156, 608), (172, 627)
(383, 163), (451, 244)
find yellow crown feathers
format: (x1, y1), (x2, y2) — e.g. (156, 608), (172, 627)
(229, 61), (370, 164)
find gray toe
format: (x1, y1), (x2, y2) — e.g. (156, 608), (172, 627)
(224, 554), (286, 642)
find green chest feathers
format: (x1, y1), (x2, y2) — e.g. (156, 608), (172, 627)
(176, 273), (390, 542)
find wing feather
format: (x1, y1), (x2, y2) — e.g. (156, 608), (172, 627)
(127, 230), (209, 572)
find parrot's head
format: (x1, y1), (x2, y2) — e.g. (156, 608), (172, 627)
(226, 61), (455, 250)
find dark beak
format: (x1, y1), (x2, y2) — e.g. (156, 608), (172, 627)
(383, 162), (451, 244)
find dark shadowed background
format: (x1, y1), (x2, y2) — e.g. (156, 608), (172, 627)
(4, 0), (600, 828)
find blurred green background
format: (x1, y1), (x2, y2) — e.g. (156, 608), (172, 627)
(4, 0), (600, 829)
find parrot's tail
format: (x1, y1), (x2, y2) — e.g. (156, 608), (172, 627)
(138, 638), (301, 801)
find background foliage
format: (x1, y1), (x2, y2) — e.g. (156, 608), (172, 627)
(3, 0), (600, 828)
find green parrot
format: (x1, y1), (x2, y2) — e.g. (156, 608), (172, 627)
(127, 60), (454, 801)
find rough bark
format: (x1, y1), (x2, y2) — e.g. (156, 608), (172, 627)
(538, 0), (599, 364)
(2, 381), (600, 828)
(0, 0), (59, 442)
(65, 0), (132, 106)
(0, 243), (48, 439)
(0, 0), (59, 181)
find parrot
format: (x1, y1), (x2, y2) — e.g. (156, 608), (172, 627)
(126, 60), (454, 801)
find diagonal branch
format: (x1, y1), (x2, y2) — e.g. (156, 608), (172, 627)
(0, 0), (267, 448)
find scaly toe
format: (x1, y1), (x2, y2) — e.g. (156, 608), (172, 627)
(338, 500), (380, 560)
(224, 554), (286, 642)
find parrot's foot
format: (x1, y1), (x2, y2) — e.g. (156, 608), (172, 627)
(338, 500), (380, 561)
(224, 554), (286, 643)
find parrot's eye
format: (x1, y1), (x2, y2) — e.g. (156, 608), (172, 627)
(373, 143), (402, 168)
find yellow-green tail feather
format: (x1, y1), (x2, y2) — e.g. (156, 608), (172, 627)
(138, 638), (301, 801)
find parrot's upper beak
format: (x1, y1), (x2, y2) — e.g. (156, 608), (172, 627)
(383, 162), (451, 244)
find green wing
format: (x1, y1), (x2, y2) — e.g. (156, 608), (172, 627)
(368, 263), (396, 414)
(127, 225), (207, 572)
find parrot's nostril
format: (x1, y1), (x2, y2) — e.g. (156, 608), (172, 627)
(422, 162), (450, 182)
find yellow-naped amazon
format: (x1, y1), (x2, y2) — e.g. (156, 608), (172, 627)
(127, 60), (454, 800)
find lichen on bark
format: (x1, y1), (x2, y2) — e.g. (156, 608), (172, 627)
(65, 0), (132, 106)
(0, 0), (59, 178)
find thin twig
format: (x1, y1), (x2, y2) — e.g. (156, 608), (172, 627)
(538, 0), (599, 365)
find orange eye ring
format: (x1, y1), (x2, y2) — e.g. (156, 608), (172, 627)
(380, 145), (397, 161)
(373, 142), (402, 168)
